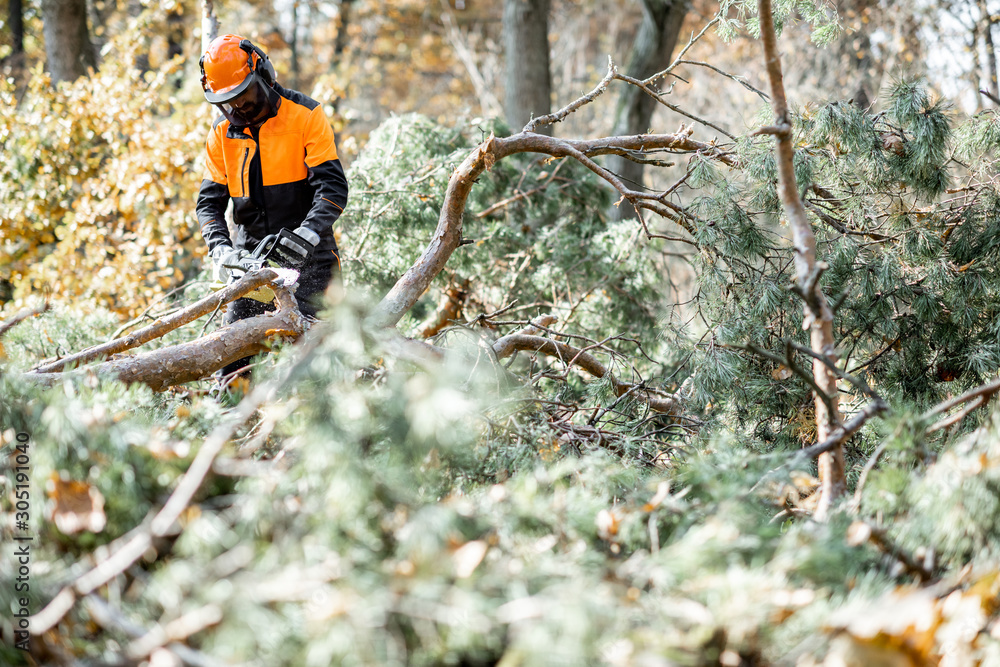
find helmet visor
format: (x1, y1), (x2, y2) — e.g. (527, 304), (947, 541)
(215, 79), (271, 127)
(204, 69), (256, 105)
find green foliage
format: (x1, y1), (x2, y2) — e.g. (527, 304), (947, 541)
(0, 303), (898, 664)
(674, 80), (997, 462)
(339, 114), (667, 346)
(5, 21), (1000, 659)
(716, 0), (842, 46)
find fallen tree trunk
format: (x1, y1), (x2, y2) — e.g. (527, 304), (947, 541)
(25, 272), (305, 391)
(33, 270), (283, 374)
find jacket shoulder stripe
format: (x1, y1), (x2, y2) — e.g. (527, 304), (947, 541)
(276, 83), (320, 111)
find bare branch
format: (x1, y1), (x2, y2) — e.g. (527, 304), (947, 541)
(612, 70), (736, 140)
(923, 376), (1000, 420)
(524, 57), (617, 133)
(927, 396), (986, 434)
(847, 521), (934, 582)
(672, 59), (770, 101)
(659, 16), (721, 80)
(981, 88), (1000, 106)
(84, 595), (228, 667)
(492, 332), (681, 414)
(786, 340), (882, 402)
(110, 280), (208, 341)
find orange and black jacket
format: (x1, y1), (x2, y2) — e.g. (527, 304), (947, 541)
(196, 83), (349, 259)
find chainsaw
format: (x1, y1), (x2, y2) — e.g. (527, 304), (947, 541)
(217, 228), (303, 303)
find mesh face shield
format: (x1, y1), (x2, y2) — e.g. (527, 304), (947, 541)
(216, 76), (271, 127)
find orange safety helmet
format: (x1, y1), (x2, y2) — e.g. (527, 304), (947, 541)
(199, 34), (276, 105)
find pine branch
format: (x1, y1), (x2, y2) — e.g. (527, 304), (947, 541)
(30, 327), (330, 636)
(785, 340), (883, 402)
(921, 377), (1000, 434)
(847, 521), (934, 582)
(0, 302), (48, 340)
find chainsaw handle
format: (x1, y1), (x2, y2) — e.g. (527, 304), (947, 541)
(250, 234), (278, 261)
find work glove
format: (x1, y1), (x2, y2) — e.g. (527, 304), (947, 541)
(210, 245), (253, 283)
(274, 226), (320, 268)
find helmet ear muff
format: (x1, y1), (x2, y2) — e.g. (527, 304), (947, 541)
(239, 38), (276, 87)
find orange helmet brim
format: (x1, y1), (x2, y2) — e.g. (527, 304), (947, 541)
(204, 70), (257, 105)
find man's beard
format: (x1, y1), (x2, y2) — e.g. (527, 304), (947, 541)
(223, 84), (270, 127)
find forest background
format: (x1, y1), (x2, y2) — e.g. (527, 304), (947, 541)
(5, 0), (1000, 665)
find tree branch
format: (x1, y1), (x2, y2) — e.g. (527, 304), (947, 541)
(370, 127), (730, 329)
(757, 0), (845, 517)
(25, 283), (305, 391)
(492, 332), (681, 414)
(523, 57), (617, 133)
(32, 269), (282, 374)
(0, 302), (48, 340)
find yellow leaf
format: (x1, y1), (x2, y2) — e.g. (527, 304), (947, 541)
(46, 476), (107, 535)
(771, 365), (793, 380)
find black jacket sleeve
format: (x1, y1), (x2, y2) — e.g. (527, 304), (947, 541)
(196, 179), (233, 252)
(301, 158), (349, 237)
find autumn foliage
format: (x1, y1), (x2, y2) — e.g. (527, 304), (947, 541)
(1, 15), (206, 315)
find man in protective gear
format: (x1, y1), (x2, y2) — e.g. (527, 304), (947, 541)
(196, 34), (349, 386)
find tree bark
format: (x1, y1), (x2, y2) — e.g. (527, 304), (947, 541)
(41, 0), (96, 84)
(757, 0), (845, 519)
(503, 0), (552, 135)
(608, 0), (689, 217)
(201, 0), (219, 54)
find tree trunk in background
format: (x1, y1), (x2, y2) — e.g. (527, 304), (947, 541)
(167, 4), (185, 60)
(9, 0), (23, 59)
(980, 0), (999, 99)
(607, 0), (688, 219)
(201, 0), (219, 55)
(834, 0), (879, 109)
(290, 0), (301, 91)
(41, 0), (96, 84)
(503, 0), (552, 135)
